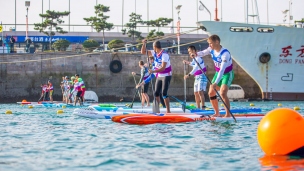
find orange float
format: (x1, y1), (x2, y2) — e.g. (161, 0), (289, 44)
(257, 108), (304, 156)
(259, 155), (304, 170)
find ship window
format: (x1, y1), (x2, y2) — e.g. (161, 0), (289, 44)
(229, 26), (253, 32)
(257, 27), (274, 33)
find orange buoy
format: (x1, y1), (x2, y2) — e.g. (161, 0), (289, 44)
(259, 155), (304, 169)
(22, 99), (27, 102)
(257, 108), (304, 156)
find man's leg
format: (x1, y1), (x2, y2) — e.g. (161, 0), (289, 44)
(194, 92), (200, 109)
(162, 76), (171, 113)
(220, 85), (231, 117)
(198, 91), (205, 109)
(209, 85), (220, 117)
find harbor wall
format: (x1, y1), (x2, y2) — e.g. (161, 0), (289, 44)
(0, 52), (261, 103)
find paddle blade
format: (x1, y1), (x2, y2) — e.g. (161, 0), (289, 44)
(182, 103), (186, 113)
(152, 99), (160, 113)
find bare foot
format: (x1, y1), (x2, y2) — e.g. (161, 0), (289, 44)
(223, 114), (232, 118)
(212, 114), (221, 117)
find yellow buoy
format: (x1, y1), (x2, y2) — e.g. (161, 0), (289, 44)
(160, 104), (163, 107)
(221, 103), (224, 107)
(28, 105), (33, 109)
(278, 103), (282, 107)
(294, 106), (300, 111)
(62, 105), (66, 109)
(250, 103), (255, 106)
(5, 110), (12, 114)
(206, 108), (210, 110)
(57, 110), (64, 114)
(190, 104), (195, 107)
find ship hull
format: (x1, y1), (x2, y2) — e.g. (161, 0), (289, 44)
(197, 21), (304, 101)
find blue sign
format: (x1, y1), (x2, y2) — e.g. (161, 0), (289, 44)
(5, 36), (89, 43)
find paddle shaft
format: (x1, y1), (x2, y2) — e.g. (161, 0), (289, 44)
(145, 42), (159, 113)
(192, 56), (236, 122)
(132, 75), (142, 101)
(184, 63), (187, 101)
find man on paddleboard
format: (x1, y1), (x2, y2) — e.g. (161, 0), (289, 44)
(183, 45), (208, 109)
(132, 60), (150, 107)
(141, 40), (172, 113)
(196, 35), (234, 117)
(136, 56), (166, 108)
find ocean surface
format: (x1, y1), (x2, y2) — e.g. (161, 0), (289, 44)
(0, 101), (304, 171)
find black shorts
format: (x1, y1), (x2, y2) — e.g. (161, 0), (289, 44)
(141, 83), (149, 93)
(76, 91), (82, 97)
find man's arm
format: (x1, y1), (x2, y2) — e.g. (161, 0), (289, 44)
(140, 39), (152, 56)
(197, 47), (211, 57)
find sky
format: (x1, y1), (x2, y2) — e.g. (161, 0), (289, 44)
(0, 0), (303, 33)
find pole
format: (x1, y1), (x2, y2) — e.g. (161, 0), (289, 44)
(172, 0), (174, 33)
(69, 0), (70, 32)
(49, 0), (50, 10)
(147, 0), (149, 33)
(122, 0), (124, 30)
(26, 7), (29, 38)
(246, 0), (248, 24)
(15, 0), (16, 30)
(196, 0), (198, 34)
(177, 13), (180, 54)
(42, 0), (43, 23)
(215, 0), (219, 21)
(221, 0), (223, 21)
(266, 0), (269, 25)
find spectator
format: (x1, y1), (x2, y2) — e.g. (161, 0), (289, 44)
(0, 38), (2, 47)
(10, 36), (15, 53)
(25, 37), (32, 53)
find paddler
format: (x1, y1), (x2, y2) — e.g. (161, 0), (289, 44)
(196, 34), (234, 117)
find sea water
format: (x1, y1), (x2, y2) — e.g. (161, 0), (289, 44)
(0, 101), (303, 171)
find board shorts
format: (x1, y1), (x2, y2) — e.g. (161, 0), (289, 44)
(63, 90), (70, 97)
(212, 71), (234, 87)
(141, 83), (149, 94)
(81, 88), (86, 97)
(194, 74), (207, 92)
(49, 90), (54, 96)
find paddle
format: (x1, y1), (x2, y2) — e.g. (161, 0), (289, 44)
(183, 63), (187, 112)
(192, 55), (237, 122)
(128, 87), (140, 108)
(133, 75), (142, 102)
(145, 41), (159, 113)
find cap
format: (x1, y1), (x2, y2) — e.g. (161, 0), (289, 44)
(75, 74), (79, 77)
(65, 76), (69, 79)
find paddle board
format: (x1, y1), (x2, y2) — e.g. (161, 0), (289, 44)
(111, 113), (265, 124)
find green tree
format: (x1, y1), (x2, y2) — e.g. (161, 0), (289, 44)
(82, 39), (99, 52)
(34, 10), (70, 50)
(108, 39), (125, 51)
(52, 39), (70, 51)
(121, 13), (144, 41)
(145, 17), (173, 40)
(146, 29), (165, 41)
(84, 5), (114, 51)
